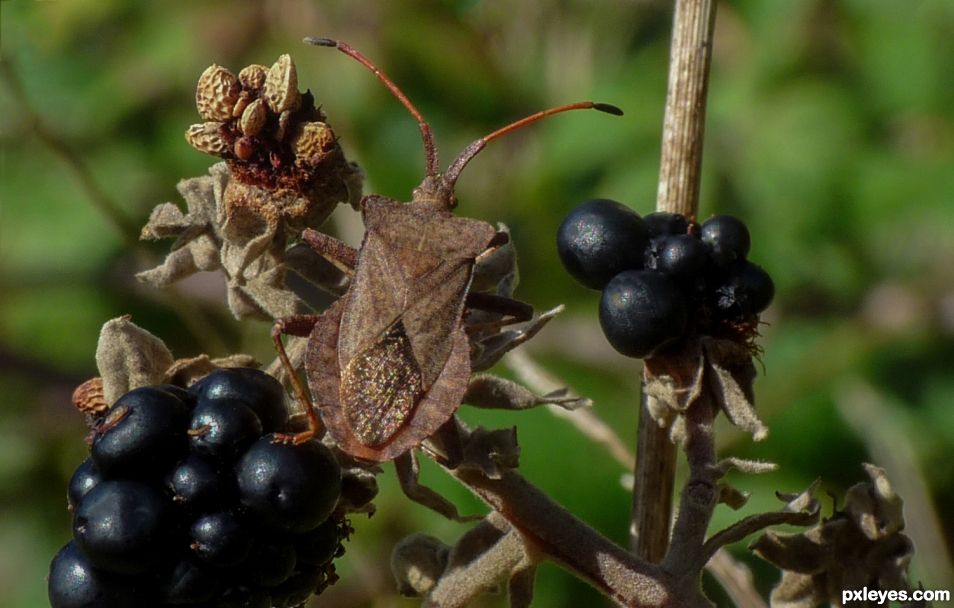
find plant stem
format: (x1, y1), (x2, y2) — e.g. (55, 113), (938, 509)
(450, 466), (673, 607)
(631, 0), (718, 560)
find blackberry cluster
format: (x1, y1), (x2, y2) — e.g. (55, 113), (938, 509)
(557, 199), (774, 358)
(50, 368), (345, 608)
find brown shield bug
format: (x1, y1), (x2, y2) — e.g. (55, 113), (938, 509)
(272, 38), (621, 463)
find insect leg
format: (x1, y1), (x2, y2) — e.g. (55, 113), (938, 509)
(271, 314), (323, 445)
(394, 451), (479, 522)
(301, 228), (358, 275)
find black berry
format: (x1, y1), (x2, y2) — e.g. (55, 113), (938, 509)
(188, 398), (263, 461)
(270, 568), (323, 608)
(656, 234), (709, 280)
(72, 480), (170, 574)
(713, 261), (775, 318)
(91, 387), (189, 477)
(643, 211), (689, 237)
(189, 511), (253, 566)
(556, 198), (650, 290)
(189, 368), (288, 433)
(48, 542), (144, 608)
(158, 555), (219, 604)
(236, 437), (341, 532)
(68, 458), (103, 511)
(599, 270), (688, 358)
(167, 454), (226, 509)
(217, 584), (272, 608)
(56, 369), (347, 605)
(295, 518), (340, 566)
(241, 536), (297, 587)
(700, 215), (751, 266)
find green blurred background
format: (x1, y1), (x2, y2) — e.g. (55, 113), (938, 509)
(2, 1), (953, 606)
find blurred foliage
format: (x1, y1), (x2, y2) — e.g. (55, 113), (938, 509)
(2, 1), (953, 606)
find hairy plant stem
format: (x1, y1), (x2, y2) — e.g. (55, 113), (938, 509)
(632, 0), (718, 560)
(448, 465), (673, 607)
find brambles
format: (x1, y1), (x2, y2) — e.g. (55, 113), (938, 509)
(51, 369), (348, 608)
(558, 200), (774, 357)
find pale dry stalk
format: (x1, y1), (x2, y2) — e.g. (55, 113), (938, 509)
(632, 0), (718, 561)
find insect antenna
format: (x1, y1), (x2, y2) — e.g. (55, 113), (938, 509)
(443, 101), (623, 191)
(304, 37), (440, 179)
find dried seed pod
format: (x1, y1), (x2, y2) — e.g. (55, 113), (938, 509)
(264, 54), (301, 115)
(292, 122), (336, 163)
(72, 377), (108, 417)
(195, 64), (240, 121)
(185, 122), (230, 156)
(238, 64), (268, 90)
(239, 98), (267, 137)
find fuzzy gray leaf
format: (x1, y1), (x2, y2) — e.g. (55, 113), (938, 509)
(469, 306), (562, 373)
(464, 374), (589, 412)
(95, 316), (174, 405)
(703, 337), (767, 441)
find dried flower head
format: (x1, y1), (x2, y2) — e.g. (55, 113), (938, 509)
(752, 465), (921, 608)
(183, 55), (363, 237)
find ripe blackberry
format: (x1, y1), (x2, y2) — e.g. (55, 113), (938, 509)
(158, 555), (219, 604)
(167, 454), (226, 509)
(91, 386), (190, 477)
(242, 537), (297, 587)
(49, 542), (144, 608)
(295, 518), (341, 566)
(236, 436), (342, 532)
(700, 214), (750, 266)
(72, 480), (171, 574)
(712, 261), (775, 318)
(67, 458), (102, 511)
(55, 367), (349, 607)
(189, 511), (253, 566)
(189, 367), (288, 432)
(188, 398), (263, 461)
(556, 198), (649, 289)
(643, 211), (689, 237)
(599, 270), (688, 358)
(656, 234), (709, 280)
(558, 202), (774, 359)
